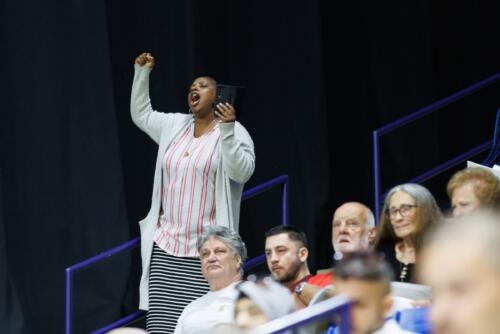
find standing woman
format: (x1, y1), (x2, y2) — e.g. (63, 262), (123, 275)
(375, 183), (441, 283)
(131, 53), (255, 333)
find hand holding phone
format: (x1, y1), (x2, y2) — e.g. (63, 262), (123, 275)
(213, 84), (244, 122)
(215, 102), (236, 123)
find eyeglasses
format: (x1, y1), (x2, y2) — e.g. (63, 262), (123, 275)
(387, 204), (417, 219)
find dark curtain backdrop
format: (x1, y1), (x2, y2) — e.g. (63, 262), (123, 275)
(1, 0), (499, 332)
(0, 170), (25, 333)
(1, 0), (131, 333)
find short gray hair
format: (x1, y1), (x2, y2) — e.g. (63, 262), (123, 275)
(336, 202), (375, 229)
(197, 226), (247, 271)
(363, 205), (375, 229)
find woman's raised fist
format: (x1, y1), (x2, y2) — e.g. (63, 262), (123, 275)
(134, 52), (155, 69)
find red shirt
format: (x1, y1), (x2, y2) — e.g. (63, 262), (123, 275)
(308, 271), (334, 287)
(289, 274), (313, 292)
(289, 271), (334, 293)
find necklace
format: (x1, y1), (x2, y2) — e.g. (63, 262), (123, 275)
(183, 119), (218, 157)
(400, 263), (409, 281)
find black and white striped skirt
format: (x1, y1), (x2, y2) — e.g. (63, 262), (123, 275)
(146, 243), (210, 334)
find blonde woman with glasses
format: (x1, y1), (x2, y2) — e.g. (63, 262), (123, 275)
(376, 183), (441, 282)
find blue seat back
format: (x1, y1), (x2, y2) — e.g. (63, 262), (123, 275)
(395, 307), (432, 334)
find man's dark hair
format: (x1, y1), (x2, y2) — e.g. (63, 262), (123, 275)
(264, 225), (308, 248)
(336, 252), (394, 287)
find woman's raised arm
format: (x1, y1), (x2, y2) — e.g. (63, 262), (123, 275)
(130, 52), (169, 144)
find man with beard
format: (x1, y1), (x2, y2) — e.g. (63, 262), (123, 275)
(332, 202), (376, 260)
(264, 225), (330, 308)
(314, 202), (377, 281)
(284, 202), (376, 306)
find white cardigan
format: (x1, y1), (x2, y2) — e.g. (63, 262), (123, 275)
(130, 65), (255, 310)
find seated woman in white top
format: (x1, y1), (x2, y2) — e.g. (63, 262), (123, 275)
(174, 226), (247, 334)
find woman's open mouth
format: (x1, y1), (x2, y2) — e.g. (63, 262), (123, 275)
(190, 92), (201, 107)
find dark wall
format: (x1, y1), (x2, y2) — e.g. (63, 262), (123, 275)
(0, 0), (499, 332)
(0, 170), (25, 333)
(1, 0), (131, 333)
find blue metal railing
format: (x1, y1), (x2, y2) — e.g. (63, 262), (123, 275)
(250, 295), (351, 334)
(65, 238), (141, 334)
(482, 108), (500, 167)
(65, 174), (289, 334)
(373, 71), (500, 219)
(91, 311), (146, 334)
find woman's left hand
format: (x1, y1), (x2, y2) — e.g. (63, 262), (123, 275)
(215, 103), (236, 123)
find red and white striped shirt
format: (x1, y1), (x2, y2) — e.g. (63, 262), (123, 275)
(154, 122), (220, 257)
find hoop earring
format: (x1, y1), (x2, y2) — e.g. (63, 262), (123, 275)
(188, 108), (193, 114)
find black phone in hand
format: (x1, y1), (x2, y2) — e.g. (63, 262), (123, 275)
(214, 84), (244, 115)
